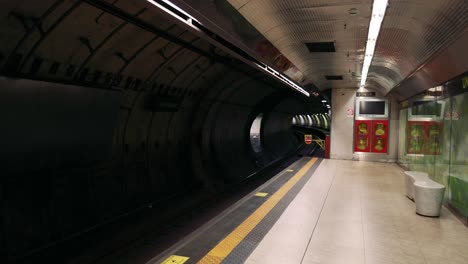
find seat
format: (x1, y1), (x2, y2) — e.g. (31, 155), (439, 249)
(404, 171), (429, 200)
(414, 180), (445, 217)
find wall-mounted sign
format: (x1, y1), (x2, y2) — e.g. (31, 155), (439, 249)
(372, 120), (388, 153)
(443, 111), (460, 120)
(425, 90), (443, 97)
(444, 111), (451, 120)
(354, 120), (370, 152)
(408, 99), (445, 120)
(346, 108), (354, 117)
(355, 98), (389, 119)
(304, 134), (312, 144)
(356, 92), (375, 97)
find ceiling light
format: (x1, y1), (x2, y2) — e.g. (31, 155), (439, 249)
(321, 100), (327, 103)
(147, 0), (200, 29)
(360, 0), (388, 87)
(365, 40), (376, 55)
(428, 86), (443, 92)
(367, 23), (381, 41)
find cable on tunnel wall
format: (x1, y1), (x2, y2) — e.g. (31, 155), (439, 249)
(17, 1), (83, 73)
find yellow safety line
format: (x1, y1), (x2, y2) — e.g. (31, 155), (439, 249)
(197, 158), (318, 264)
(161, 255), (189, 264)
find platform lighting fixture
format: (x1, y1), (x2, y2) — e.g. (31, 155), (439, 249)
(146, 0), (310, 97)
(321, 100), (327, 103)
(360, 0), (388, 87)
(147, 0), (200, 28)
(428, 86), (443, 92)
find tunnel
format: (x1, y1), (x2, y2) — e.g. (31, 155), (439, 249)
(0, 1), (327, 261)
(1, 0), (467, 263)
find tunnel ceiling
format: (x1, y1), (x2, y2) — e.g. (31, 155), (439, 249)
(0, 0), (315, 100)
(0, 0), (219, 91)
(225, 0), (468, 94)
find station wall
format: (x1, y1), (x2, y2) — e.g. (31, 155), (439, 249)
(398, 73), (468, 220)
(330, 88), (399, 162)
(0, 72), (315, 261)
(330, 88), (355, 160)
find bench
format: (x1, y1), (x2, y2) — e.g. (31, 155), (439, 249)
(404, 171), (429, 200)
(404, 171), (445, 217)
(414, 180), (445, 216)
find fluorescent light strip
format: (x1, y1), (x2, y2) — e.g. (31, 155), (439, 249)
(360, 0), (388, 87)
(146, 0), (310, 97)
(147, 0), (201, 30)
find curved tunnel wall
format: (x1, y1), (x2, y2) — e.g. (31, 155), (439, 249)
(0, 68), (309, 260)
(0, 0), (323, 260)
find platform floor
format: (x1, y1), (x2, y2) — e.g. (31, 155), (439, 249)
(152, 158), (468, 264)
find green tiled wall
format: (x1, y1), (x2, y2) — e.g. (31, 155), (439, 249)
(398, 92), (468, 218)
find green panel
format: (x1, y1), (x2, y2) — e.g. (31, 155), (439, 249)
(447, 92), (468, 215)
(448, 176), (468, 217)
(398, 89), (468, 218)
(398, 109), (409, 167)
(433, 98), (451, 187)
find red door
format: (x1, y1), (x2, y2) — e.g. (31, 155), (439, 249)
(354, 120), (371, 152)
(371, 120), (388, 153)
(407, 121), (425, 154)
(425, 121), (442, 155)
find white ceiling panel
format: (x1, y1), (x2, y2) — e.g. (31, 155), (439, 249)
(227, 0), (468, 93)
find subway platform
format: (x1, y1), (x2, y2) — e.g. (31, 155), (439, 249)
(152, 158), (468, 264)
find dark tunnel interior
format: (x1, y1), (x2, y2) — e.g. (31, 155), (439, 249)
(0, 1), (328, 261)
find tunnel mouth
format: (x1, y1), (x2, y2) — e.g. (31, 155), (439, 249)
(249, 113), (263, 153)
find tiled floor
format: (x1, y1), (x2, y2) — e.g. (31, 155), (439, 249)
(245, 159), (468, 264)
